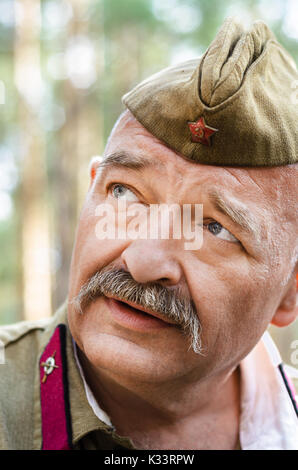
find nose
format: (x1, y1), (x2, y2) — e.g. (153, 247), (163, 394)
(121, 239), (182, 286)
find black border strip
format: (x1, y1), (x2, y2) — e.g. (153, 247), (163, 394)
(58, 324), (74, 449)
(278, 363), (298, 418)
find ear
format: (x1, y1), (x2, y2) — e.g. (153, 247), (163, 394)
(271, 271), (298, 327)
(88, 156), (103, 188)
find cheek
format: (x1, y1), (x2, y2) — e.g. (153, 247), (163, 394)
(188, 263), (275, 367)
(68, 202), (131, 300)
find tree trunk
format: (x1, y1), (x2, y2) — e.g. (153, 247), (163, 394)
(14, 0), (52, 320)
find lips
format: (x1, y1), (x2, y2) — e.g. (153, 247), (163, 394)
(104, 294), (178, 331)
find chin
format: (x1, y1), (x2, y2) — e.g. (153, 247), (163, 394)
(79, 329), (199, 384)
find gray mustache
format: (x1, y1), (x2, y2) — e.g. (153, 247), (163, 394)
(71, 266), (203, 355)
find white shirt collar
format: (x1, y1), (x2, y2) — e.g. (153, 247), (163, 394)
(72, 339), (113, 427)
(73, 333), (298, 449)
(239, 331), (298, 449)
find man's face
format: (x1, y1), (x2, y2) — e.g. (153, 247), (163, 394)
(67, 111), (297, 384)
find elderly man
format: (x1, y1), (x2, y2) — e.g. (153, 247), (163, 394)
(0, 18), (297, 450)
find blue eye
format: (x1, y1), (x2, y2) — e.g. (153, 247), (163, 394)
(207, 222), (222, 235)
(112, 184), (126, 198)
(111, 184), (139, 202)
(207, 221), (238, 243)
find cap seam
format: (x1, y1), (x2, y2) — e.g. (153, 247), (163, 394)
(211, 32), (252, 101)
(210, 18), (238, 92)
(194, 39), (281, 115)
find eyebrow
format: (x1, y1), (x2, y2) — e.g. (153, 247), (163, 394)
(208, 189), (261, 241)
(98, 151), (162, 176)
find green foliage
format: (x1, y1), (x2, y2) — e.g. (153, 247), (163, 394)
(102, 0), (158, 30)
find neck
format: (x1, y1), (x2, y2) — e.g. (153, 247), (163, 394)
(78, 350), (241, 449)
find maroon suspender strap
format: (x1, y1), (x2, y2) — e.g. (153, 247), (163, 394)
(39, 324), (73, 449)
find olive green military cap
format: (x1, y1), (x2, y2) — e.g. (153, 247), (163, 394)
(122, 18), (298, 167)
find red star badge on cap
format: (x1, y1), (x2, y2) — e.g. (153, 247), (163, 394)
(188, 117), (218, 146)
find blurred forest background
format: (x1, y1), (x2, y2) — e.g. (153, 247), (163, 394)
(0, 0), (297, 366)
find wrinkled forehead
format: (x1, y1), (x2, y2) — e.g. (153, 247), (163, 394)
(226, 163), (298, 213)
